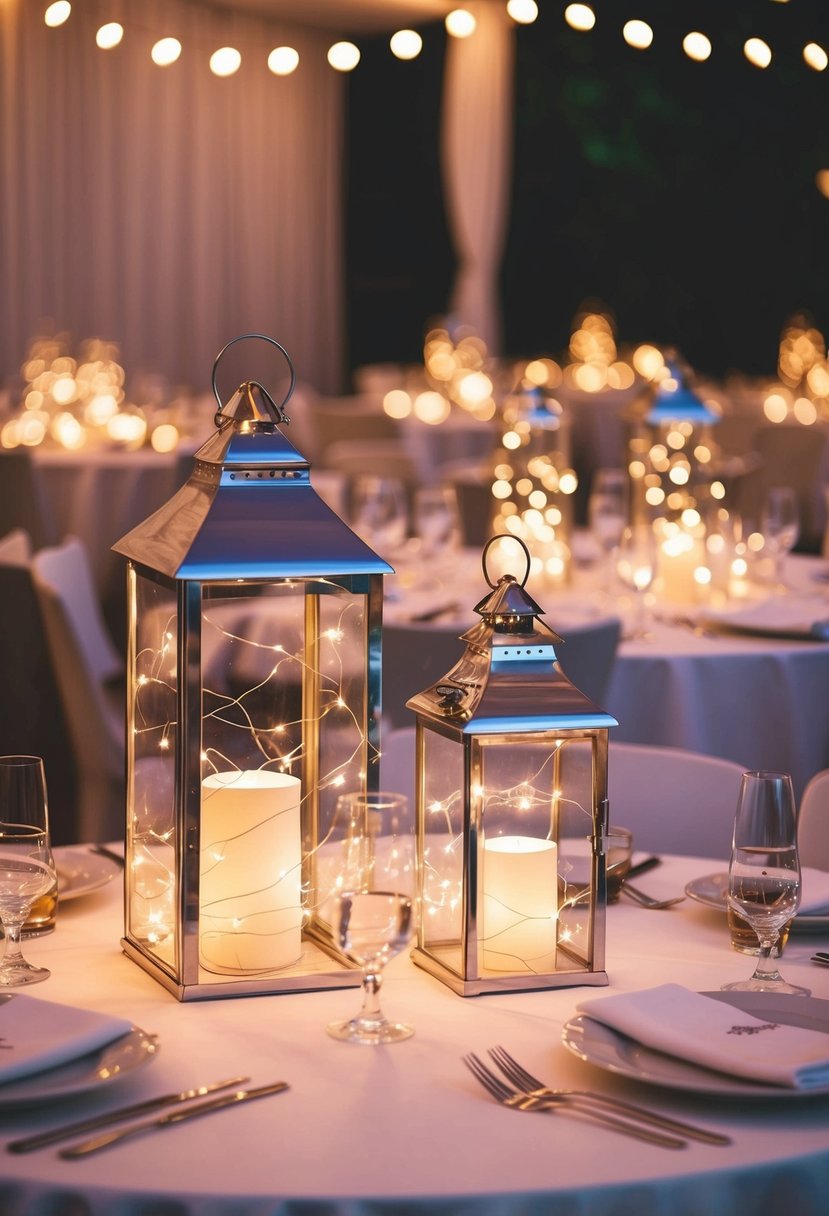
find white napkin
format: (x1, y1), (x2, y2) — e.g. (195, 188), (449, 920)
(0, 994), (134, 1085)
(799, 866), (829, 916)
(701, 595), (829, 639)
(577, 983), (829, 1089)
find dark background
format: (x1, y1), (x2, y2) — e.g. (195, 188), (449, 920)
(345, 0), (829, 381)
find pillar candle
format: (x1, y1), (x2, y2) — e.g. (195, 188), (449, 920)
(200, 770), (302, 974)
(482, 835), (558, 972)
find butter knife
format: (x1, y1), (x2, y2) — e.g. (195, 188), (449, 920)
(59, 1080), (289, 1158)
(8, 1076), (250, 1153)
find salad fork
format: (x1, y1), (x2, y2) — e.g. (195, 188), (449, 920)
(487, 1046), (730, 1146)
(463, 1053), (687, 1148)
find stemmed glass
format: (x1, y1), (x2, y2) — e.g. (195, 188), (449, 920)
(587, 469), (628, 600)
(350, 475), (408, 559)
(722, 770), (809, 996)
(761, 486), (799, 590)
(327, 790), (415, 1045)
(615, 524), (656, 639)
(0, 756), (57, 986)
(413, 485), (462, 564)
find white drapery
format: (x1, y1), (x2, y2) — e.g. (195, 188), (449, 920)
(0, 0), (345, 395)
(440, 2), (515, 355)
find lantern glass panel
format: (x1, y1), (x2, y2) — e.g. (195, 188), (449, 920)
(420, 730), (466, 975)
(127, 570), (178, 968)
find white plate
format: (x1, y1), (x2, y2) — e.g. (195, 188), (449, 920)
(0, 1026), (158, 1108)
(55, 846), (121, 902)
(562, 992), (829, 1098)
(685, 872), (829, 936)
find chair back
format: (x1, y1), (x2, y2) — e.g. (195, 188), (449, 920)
(607, 743), (746, 860)
(798, 769), (829, 871)
(31, 536), (125, 842)
(0, 450), (56, 550)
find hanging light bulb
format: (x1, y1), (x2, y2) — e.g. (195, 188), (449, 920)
(446, 9), (476, 38)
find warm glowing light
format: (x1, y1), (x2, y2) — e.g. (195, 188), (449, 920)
(51, 412), (85, 449)
(446, 9), (476, 37)
(383, 389), (412, 419)
(559, 471), (578, 495)
(413, 390), (450, 425)
(744, 38), (772, 68)
(793, 397), (818, 425)
(694, 566), (712, 586)
(328, 41), (360, 71)
(390, 30), (422, 60)
(44, 2), (71, 27)
(96, 22), (123, 49)
(623, 20), (653, 50)
(683, 32), (711, 61)
(268, 46), (299, 75)
(804, 42), (828, 71)
(763, 392), (789, 423)
(210, 47), (241, 76)
(456, 370), (492, 405)
(632, 344), (664, 379)
(507, 0), (538, 23)
(502, 430), (522, 450)
(564, 4), (595, 32)
(51, 375), (77, 404)
(152, 37), (182, 66)
(151, 423), (180, 453)
(710, 481), (726, 500)
(815, 170), (829, 199)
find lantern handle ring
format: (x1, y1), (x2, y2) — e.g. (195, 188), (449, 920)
(481, 535), (532, 589)
(211, 334), (297, 426)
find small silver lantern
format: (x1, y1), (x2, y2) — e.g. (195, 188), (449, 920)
(113, 335), (392, 1000)
(407, 537), (617, 996)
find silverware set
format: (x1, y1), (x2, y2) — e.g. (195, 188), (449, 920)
(812, 952), (829, 967)
(8, 1077), (289, 1158)
(463, 1045), (731, 1150)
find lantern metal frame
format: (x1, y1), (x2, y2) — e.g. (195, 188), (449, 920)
(407, 538), (618, 996)
(113, 335), (392, 1000)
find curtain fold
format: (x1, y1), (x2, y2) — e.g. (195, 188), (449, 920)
(0, 0), (345, 396)
(440, 2), (515, 355)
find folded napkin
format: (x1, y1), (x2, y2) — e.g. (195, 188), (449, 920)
(0, 994), (133, 1085)
(577, 983), (829, 1089)
(700, 595), (829, 640)
(799, 867), (829, 916)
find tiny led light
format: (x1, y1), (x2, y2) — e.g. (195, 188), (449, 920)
(390, 29), (422, 60)
(328, 41), (360, 71)
(816, 169), (829, 200)
(210, 47), (241, 76)
(623, 20), (653, 50)
(152, 37), (182, 66)
(744, 38), (772, 68)
(445, 9), (476, 38)
(44, 2), (71, 27)
(564, 4), (595, 32)
(507, 0), (539, 24)
(96, 22), (123, 49)
(268, 46), (299, 75)
(804, 42), (828, 72)
(683, 32), (711, 62)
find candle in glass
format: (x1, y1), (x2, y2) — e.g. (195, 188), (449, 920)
(482, 836), (558, 972)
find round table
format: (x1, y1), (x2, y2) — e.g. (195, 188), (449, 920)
(3, 852), (828, 1215)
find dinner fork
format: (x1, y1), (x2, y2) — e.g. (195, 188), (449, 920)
(621, 882), (686, 909)
(462, 1053), (687, 1148)
(487, 1046), (731, 1146)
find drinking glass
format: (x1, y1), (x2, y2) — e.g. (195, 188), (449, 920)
(722, 770), (808, 995)
(761, 486), (799, 588)
(327, 790), (415, 1044)
(588, 469), (628, 599)
(350, 475), (408, 558)
(0, 756), (57, 937)
(615, 524), (656, 639)
(0, 824), (56, 986)
(413, 485), (462, 562)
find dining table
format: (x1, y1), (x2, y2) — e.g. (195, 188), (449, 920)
(3, 848), (828, 1216)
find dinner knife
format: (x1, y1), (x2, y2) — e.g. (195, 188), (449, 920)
(59, 1080), (289, 1158)
(7, 1076), (251, 1153)
(625, 855), (661, 879)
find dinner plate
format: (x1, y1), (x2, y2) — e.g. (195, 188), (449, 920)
(684, 872), (829, 936)
(561, 992), (829, 1098)
(0, 1026), (159, 1109)
(55, 846), (121, 902)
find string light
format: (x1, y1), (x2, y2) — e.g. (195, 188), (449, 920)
(96, 22), (123, 50)
(804, 42), (828, 72)
(390, 30), (422, 60)
(209, 46), (241, 77)
(564, 5), (595, 32)
(506, 0), (538, 25)
(623, 20), (654, 50)
(744, 37), (772, 69)
(44, 2), (71, 27)
(683, 32), (712, 62)
(268, 46), (299, 76)
(445, 9), (476, 38)
(327, 41), (360, 71)
(151, 37), (182, 67)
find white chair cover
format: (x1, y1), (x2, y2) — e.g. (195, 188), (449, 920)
(798, 769), (829, 871)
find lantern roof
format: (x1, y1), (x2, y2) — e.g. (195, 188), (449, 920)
(113, 340), (392, 581)
(636, 351), (721, 426)
(407, 538), (618, 734)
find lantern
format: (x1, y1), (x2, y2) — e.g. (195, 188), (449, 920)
(113, 335), (392, 1000)
(407, 537), (618, 996)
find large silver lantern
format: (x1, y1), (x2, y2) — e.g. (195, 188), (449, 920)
(113, 335), (392, 1000)
(407, 537), (617, 996)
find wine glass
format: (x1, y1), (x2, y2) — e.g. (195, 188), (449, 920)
(615, 524), (656, 639)
(327, 790), (415, 1044)
(0, 822), (56, 986)
(722, 770), (809, 996)
(0, 755), (58, 939)
(588, 469), (628, 599)
(761, 486), (799, 589)
(350, 475), (408, 559)
(413, 484), (462, 564)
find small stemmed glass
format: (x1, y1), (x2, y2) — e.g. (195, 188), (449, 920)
(0, 756), (57, 987)
(615, 524), (656, 639)
(587, 469), (628, 601)
(327, 791), (415, 1045)
(761, 486), (799, 591)
(722, 770), (809, 996)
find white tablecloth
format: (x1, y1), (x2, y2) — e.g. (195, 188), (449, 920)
(3, 854), (828, 1215)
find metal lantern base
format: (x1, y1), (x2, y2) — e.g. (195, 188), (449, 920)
(410, 945), (609, 997)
